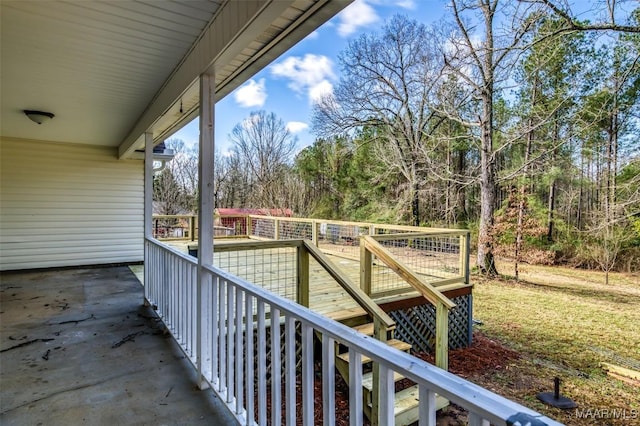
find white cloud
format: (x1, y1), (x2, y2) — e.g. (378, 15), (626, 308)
(233, 78), (267, 107)
(368, 0), (416, 10)
(270, 54), (336, 104)
(286, 121), (309, 134)
(336, 0), (379, 37)
(308, 80), (334, 104)
(394, 0), (416, 9)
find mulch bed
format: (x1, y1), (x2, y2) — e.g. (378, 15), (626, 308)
(414, 331), (520, 379)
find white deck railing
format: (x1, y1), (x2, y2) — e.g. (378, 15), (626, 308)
(145, 238), (561, 426)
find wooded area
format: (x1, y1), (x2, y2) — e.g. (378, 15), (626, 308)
(155, 1), (639, 279)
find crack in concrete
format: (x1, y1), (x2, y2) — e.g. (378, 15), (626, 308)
(0, 338), (55, 353)
(0, 370), (145, 415)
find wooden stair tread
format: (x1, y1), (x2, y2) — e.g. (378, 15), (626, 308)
(361, 371), (405, 391)
(351, 322), (396, 338)
(325, 307), (367, 322)
(360, 380), (450, 425)
(337, 339), (411, 364)
(370, 384), (449, 425)
(392, 385), (449, 413)
(353, 322), (374, 335)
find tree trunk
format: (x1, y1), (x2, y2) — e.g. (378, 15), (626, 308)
(412, 180), (420, 226)
(515, 192), (525, 281)
(577, 152), (583, 230)
(547, 180), (556, 242)
(456, 149), (467, 223)
(476, 3), (498, 276)
(446, 143), (452, 225)
(477, 92), (498, 275)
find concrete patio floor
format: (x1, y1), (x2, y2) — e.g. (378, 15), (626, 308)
(0, 265), (238, 425)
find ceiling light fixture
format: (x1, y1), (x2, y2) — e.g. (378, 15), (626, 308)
(24, 110), (55, 125)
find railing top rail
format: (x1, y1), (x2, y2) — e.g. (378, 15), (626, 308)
(215, 213), (250, 218)
(240, 214), (464, 234)
(362, 236), (456, 310)
(210, 239), (302, 252)
(246, 214), (315, 223)
(371, 223), (464, 233)
(146, 237), (195, 262)
(302, 240), (395, 329)
(200, 258), (561, 426)
(369, 230), (470, 240)
(152, 214), (471, 236)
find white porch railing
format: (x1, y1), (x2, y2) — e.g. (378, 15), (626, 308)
(145, 237), (562, 426)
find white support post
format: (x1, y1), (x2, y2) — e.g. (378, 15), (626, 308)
(302, 324), (314, 426)
(285, 316), (296, 426)
(197, 73), (215, 389)
(378, 365), (395, 426)
(349, 351), (363, 426)
(468, 413), (490, 426)
(270, 308), (281, 426)
(244, 295), (254, 425)
(322, 334), (336, 425)
(143, 132), (153, 305)
(418, 384), (436, 426)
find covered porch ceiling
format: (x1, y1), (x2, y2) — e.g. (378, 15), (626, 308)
(0, 0), (351, 158)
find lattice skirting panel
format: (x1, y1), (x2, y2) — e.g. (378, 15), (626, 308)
(389, 294), (472, 353)
(252, 322), (303, 386)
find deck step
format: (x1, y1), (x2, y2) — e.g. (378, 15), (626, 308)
(337, 339), (411, 364)
(325, 307), (368, 323)
(368, 384), (449, 426)
(361, 371), (406, 391)
(350, 322), (396, 339)
(353, 322), (374, 336)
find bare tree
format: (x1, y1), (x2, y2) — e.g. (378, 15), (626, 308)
(153, 167), (186, 215)
(587, 211), (631, 284)
(229, 111), (298, 208)
(439, 0), (546, 275)
(165, 138), (199, 212)
(313, 15), (446, 225)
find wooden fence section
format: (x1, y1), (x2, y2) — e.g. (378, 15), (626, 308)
(159, 214), (472, 373)
(211, 238), (395, 340)
(153, 214), (471, 292)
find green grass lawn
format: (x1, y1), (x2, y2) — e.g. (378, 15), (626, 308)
(470, 260), (639, 425)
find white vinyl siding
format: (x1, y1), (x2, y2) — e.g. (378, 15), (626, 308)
(1, 138), (143, 271)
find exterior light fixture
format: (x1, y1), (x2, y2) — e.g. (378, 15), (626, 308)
(24, 110), (55, 124)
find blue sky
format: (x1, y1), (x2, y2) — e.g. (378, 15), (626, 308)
(172, 0), (447, 155)
(171, 0), (610, 155)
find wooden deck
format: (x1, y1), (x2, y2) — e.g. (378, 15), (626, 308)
(166, 239), (370, 321)
(165, 239), (469, 326)
(308, 255), (370, 322)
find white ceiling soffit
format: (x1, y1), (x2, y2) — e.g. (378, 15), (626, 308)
(119, 0), (352, 159)
(0, 0), (222, 148)
(0, 0), (352, 159)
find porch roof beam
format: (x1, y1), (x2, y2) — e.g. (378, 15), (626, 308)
(118, 0), (287, 159)
(118, 0), (350, 159)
